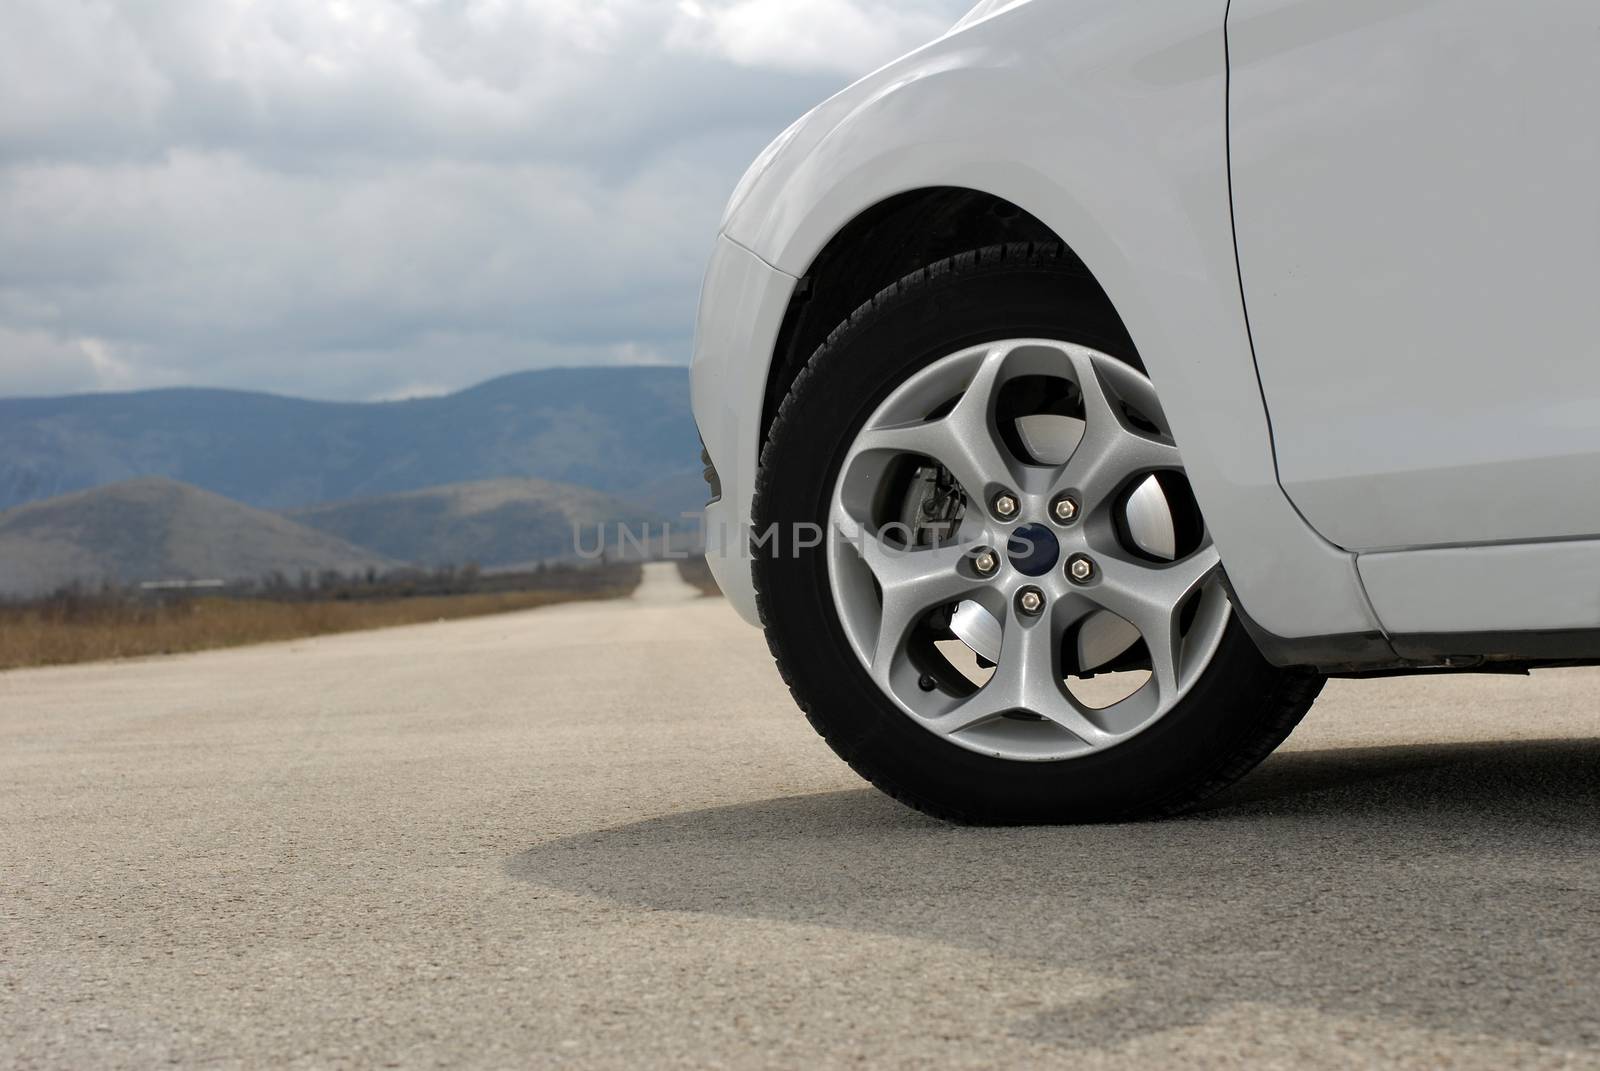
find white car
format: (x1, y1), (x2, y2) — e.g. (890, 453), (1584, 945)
(689, 0), (1599, 822)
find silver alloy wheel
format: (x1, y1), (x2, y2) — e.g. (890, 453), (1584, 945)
(826, 340), (1230, 762)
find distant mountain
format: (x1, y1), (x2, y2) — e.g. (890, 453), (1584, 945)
(289, 477), (665, 569)
(0, 366), (703, 515)
(0, 478), (395, 597)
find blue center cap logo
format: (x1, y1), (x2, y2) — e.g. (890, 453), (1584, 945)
(1007, 523), (1059, 577)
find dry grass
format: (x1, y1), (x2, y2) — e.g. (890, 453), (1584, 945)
(0, 568), (640, 672)
(675, 555), (722, 597)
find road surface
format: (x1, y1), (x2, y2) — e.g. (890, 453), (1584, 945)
(3, 563), (1597, 1068)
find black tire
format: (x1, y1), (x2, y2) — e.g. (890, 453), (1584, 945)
(752, 243), (1323, 824)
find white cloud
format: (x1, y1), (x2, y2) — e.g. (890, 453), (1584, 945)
(0, 327), (154, 397)
(0, 0), (969, 400)
(671, 0), (952, 76)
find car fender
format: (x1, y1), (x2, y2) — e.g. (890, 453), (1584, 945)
(717, 0), (1385, 651)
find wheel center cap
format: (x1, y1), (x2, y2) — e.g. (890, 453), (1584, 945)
(1006, 523), (1059, 577)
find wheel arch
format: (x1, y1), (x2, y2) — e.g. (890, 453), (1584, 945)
(759, 187), (1130, 447)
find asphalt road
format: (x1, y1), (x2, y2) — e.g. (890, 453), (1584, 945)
(3, 563), (1597, 1068)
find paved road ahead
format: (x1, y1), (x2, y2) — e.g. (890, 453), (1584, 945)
(4, 563), (1597, 1068)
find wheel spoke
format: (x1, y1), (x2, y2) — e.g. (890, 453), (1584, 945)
(1089, 543), (1220, 700)
(848, 347), (1023, 506)
(924, 596), (1117, 748)
(1053, 350), (1181, 503)
(832, 499), (984, 679)
(1067, 348), (1126, 432)
(1036, 694), (1122, 750)
(848, 418), (960, 471)
(872, 551), (979, 677)
(924, 610), (1054, 734)
(937, 347), (1026, 499)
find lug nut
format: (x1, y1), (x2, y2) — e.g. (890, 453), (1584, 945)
(1051, 495), (1079, 524)
(973, 549), (999, 576)
(992, 492), (1019, 520)
(1068, 555), (1096, 584)
(1016, 586), (1045, 616)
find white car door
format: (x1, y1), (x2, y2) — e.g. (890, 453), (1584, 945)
(1227, 0), (1600, 640)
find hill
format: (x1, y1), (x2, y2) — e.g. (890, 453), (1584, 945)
(289, 478), (665, 569)
(0, 478), (395, 597)
(0, 366), (702, 515)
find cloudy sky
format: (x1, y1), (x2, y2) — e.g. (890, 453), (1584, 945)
(0, 0), (968, 401)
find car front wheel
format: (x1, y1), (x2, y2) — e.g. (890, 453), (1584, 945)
(752, 244), (1323, 823)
